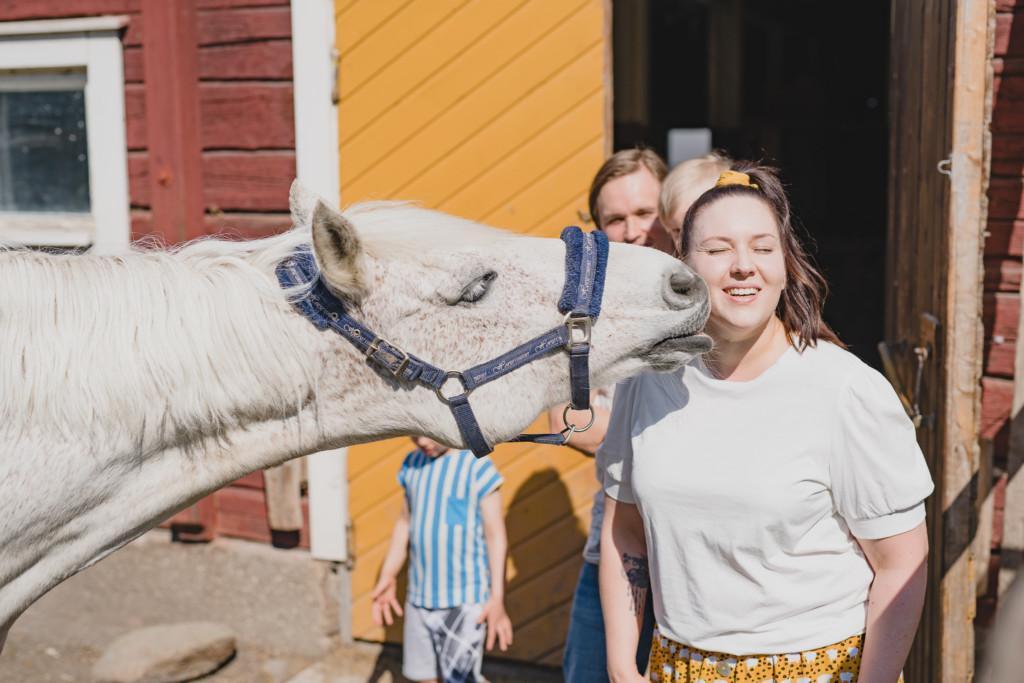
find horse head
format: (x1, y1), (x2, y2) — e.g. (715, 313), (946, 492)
(290, 181), (710, 450)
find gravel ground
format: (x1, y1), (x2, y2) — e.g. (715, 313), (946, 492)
(0, 531), (334, 683)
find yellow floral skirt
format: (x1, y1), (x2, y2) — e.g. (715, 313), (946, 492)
(648, 629), (904, 682)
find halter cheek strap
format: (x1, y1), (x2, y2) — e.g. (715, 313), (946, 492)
(277, 226), (608, 457)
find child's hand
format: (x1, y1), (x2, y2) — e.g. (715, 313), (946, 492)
(370, 575), (403, 627)
(477, 596), (513, 652)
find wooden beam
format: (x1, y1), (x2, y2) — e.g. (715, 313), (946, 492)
(264, 459), (303, 532)
(141, 0), (204, 243)
(943, 0), (994, 680)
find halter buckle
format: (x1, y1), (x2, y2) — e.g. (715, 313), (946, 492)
(565, 315), (592, 350)
(366, 337), (410, 377)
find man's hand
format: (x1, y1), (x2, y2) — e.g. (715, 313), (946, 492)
(476, 596), (513, 651)
(370, 575), (403, 627)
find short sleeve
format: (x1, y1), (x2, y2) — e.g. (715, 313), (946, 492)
(831, 366), (935, 539)
(599, 376), (641, 504)
(472, 454), (504, 498)
(397, 452), (412, 490)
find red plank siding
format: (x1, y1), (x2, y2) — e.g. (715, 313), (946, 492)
(993, 57), (1024, 76)
(984, 256), (1023, 291)
(129, 152), (295, 212)
(131, 209), (289, 242)
(128, 7), (293, 48)
(983, 293), (1020, 343)
(197, 0), (288, 10)
(141, 0), (206, 243)
(0, 0), (139, 21)
(991, 133), (1024, 161)
(996, 12), (1024, 57)
(125, 83), (295, 151)
(199, 83), (295, 148)
(125, 40), (293, 83)
(985, 339), (1016, 379)
(993, 77), (1024, 133)
(214, 487), (310, 549)
(987, 220), (1024, 257)
(982, 377), (1014, 448)
(198, 41), (293, 80)
(202, 152), (295, 210)
(989, 177), (1024, 219)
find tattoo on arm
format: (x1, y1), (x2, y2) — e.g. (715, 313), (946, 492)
(621, 552), (649, 616)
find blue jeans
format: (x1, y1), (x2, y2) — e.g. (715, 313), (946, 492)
(563, 561), (655, 682)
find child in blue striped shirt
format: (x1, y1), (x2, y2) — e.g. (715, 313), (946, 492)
(371, 435), (513, 683)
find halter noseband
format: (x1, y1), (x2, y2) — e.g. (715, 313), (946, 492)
(276, 226), (609, 457)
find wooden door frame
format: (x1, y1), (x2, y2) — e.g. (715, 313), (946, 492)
(910, 0), (991, 679)
(942, 0), (991, 680)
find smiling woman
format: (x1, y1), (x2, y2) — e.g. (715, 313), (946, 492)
(598, 162), (933, 683)
(679, 161), (843, 368)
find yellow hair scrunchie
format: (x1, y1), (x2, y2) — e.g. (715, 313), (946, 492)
(715, 170), (759, 190)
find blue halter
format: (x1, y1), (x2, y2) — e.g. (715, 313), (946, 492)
(276, 226), (609, 457)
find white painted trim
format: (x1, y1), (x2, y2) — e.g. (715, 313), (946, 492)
(291, 0), (347, 562)
(0, 16), (129, 37)
(290, 0), (340, 207)
(0, 212), (93, 247)
(0, 18), (130, 253)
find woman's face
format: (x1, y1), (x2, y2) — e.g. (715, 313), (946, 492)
(684, 195), (786, 342)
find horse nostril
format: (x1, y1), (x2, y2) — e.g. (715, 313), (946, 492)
(665, 266), (703, 308)
(670, 268), (696, 294)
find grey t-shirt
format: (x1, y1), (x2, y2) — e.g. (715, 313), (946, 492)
(581, 385), (615, 565)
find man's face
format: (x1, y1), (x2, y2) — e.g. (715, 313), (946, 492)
(595, 167), (665, 247)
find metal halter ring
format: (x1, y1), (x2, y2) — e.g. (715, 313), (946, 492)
(561, 404), (596, 436)
(435, 371), (472, 406)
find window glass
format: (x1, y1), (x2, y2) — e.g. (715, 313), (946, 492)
(0, 73), (90, 213)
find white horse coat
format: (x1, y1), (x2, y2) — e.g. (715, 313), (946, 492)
(0, 183), (709, 649)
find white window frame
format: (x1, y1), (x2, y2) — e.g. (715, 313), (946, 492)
(0, 16), (130, 253)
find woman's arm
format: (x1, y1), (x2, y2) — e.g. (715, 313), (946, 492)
(479, 489), (513, 651)
(857, 521), (929, 683)
(599, 495), (649, 683)
(370, 498), (411, 626)
(547, 400), (612, 456)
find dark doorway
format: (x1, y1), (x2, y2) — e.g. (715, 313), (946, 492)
(614, 0), (891, 367)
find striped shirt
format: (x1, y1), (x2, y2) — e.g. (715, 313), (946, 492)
(399, 449), (503, 609)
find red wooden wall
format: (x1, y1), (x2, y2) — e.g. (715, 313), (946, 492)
(1, 0), (305, 548)
(980, 0), (1024, 623)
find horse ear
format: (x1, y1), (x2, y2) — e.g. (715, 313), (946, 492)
(289, 179), (318, 226)
(311, 200), (367, 303)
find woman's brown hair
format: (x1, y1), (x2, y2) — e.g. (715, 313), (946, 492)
(679, 160), (844, 351)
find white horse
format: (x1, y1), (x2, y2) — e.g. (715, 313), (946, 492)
(0, 182), (709, 650)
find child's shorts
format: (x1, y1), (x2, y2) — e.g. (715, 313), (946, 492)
(403, 602), (485, 683)
(648, 628), (904, 682)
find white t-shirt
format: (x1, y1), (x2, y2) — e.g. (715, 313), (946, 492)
(600, 342), (934, 655)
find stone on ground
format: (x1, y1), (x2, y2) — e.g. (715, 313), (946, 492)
(91, 622), (236, 683)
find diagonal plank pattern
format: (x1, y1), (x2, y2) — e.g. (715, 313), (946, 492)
(337, 0), (609, 664)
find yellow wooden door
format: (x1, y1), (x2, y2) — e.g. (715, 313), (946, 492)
(336, 0), (610, 665)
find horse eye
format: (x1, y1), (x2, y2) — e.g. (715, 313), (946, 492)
(457, 270), (497, 304)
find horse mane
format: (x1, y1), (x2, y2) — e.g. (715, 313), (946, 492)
(0, 201), (509, 452)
